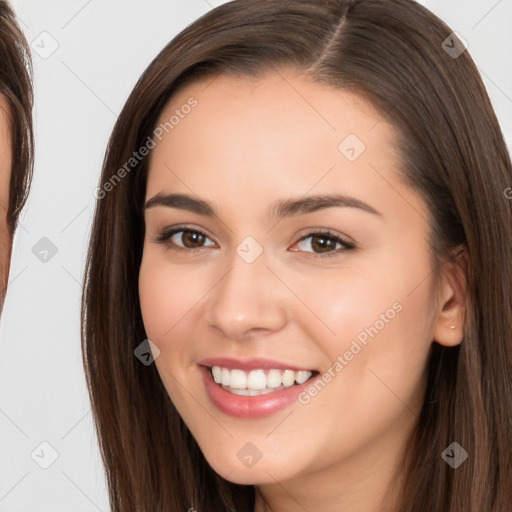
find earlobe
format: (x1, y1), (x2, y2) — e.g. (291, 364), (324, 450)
(432, 248), (468, 347)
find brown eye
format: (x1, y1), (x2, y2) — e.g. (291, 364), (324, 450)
(155, 228), (216, 251)
(292, 230), (355, 258)
(310, 234), (338, 253)
(179, 230), (206, 248)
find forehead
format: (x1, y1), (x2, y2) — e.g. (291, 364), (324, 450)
(156, 70), (395, 150)
(151, 71), (396, 168)
(145, 70), (419, 225)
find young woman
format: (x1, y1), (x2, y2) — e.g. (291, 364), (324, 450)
(81, 0), (512, 510)
(0, 1), (33, 315)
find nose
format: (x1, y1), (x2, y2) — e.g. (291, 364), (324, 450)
(205, 249), (288, 341)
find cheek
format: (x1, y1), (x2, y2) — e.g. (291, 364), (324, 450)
(283, 261), (421, 356)
(138, 256), (201, 406)
(281, 262), (433, 468)
(138, 253), (204, 341)
(288, 253), (434, 406)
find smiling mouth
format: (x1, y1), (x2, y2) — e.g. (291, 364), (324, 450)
(206, 365), (319, 396)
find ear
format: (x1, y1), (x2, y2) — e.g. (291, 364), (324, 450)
(432, 246), (468, 347)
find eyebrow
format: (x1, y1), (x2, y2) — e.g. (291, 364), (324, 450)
(144, 192), (382, 219)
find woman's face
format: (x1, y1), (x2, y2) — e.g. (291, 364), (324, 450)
(139, 71), (462, 497)
(0, 95), (12, 314)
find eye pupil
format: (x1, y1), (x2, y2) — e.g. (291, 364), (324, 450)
(183, 231), (204, 247)
(312, 235), (336, 253)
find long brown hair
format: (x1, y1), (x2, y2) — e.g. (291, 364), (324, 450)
(81, 1), (512, 510)
(0, 0), (33, 235)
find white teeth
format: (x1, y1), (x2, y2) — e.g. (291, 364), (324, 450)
(212, 366), (222, 384)
(282, 369), (295, 387)
(228, 388), (274, 396)
(221, 367), (230, 386)
(296, 370), (311, 384)
(230, 369), (247, 389)
(266, 369), (283, 388)
(247, 370), (266, 390)
(209, 365), (313, 392)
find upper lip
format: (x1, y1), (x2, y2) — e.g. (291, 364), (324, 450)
(197, 357), (316, 372)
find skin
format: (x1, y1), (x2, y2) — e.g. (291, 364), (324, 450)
(138, 70), (467, 512)
(0, 94), (12, 315)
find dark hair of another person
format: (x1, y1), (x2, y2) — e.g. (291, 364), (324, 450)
(0, 0), (33, 235)
(81, 1), (512, 510)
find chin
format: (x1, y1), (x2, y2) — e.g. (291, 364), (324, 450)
(202, 448), (300, 486)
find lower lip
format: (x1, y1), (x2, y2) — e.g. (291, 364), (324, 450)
(199, 365), (316, 418)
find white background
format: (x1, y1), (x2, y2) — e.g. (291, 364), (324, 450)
(0, 1), (511, 510)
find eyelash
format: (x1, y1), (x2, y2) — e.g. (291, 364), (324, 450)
(152, 225), (356, 259)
